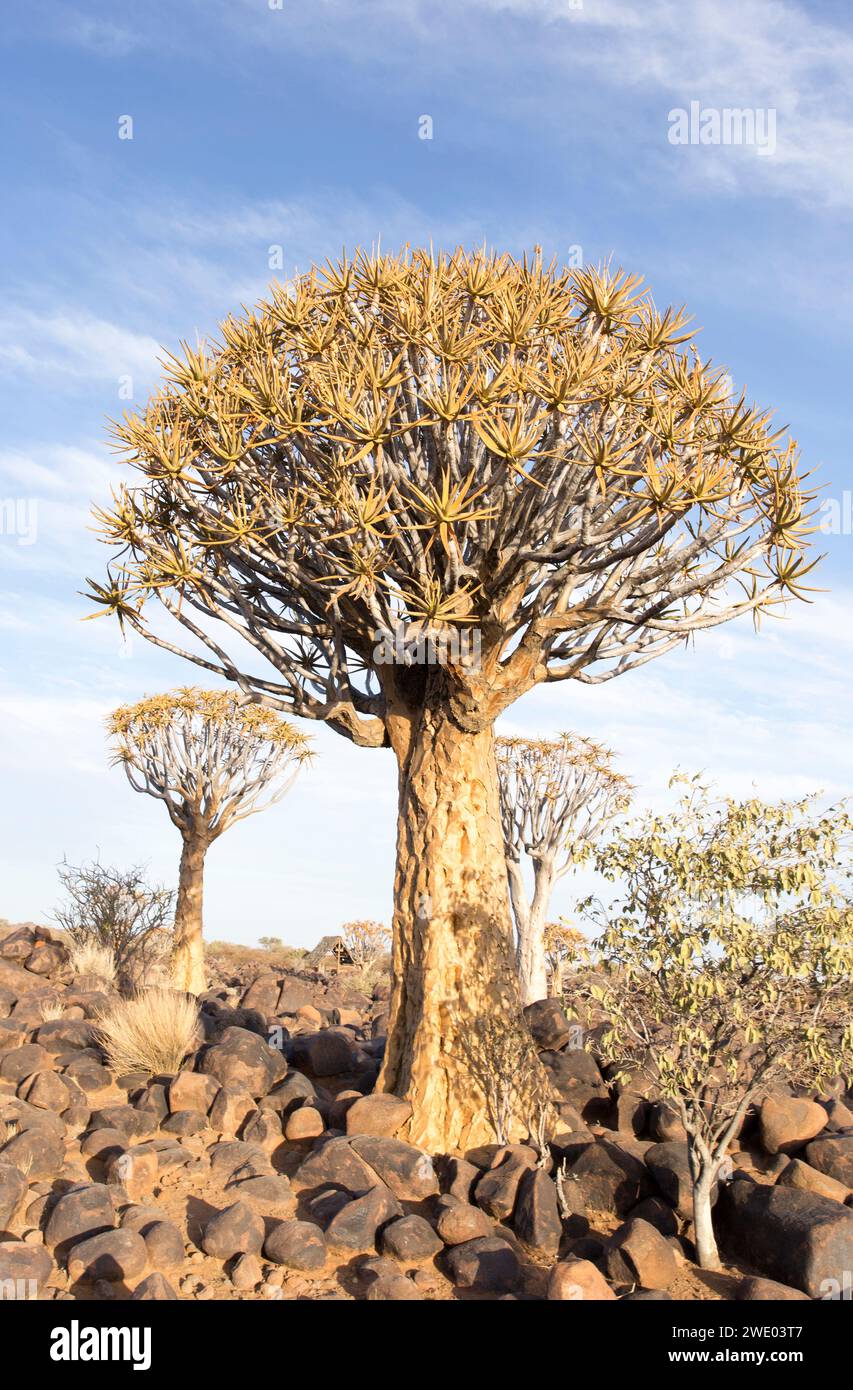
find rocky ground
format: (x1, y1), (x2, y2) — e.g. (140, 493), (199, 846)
(0, 924), (851, 1302)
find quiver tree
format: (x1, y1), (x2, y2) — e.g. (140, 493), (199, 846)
(107, 688), (311, 994)
(544, 918), (591, 1000)
(342, 920), (392, 969)
(496, 733), (629, 1004)
(580, 779), (853, 1270)
(88, 247), (815, 1150)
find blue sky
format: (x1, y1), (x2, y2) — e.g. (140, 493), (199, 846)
(1, 0), (851, 945)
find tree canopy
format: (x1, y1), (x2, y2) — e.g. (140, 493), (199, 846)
(107, 686), (311, 839)
(88, 247), (816, 745)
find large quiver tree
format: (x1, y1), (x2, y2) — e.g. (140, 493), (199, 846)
(88, 247), (814, 1151)
(107, 688), (310, 994)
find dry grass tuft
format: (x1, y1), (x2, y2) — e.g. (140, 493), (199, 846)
(94, 988), (200, 1076)
(67, 938), (118, 985)
(0, 1125), (33, 1176)
(38, 999), (66, 1022)
(347, 959), (391, 996)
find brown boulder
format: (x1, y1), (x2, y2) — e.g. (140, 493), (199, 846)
(523, 998), (575, 1051)
(17, 1070), (75, 1113)
(240, 974), (281, 1014)
(804, 1135), (853, 1188)
(380, 1213), (442, 1262)
(208, 1085), (256, 1137)
(349, 1136), (439, 1201)
(263, 1218), (327, 1270)
(548, 1256), (616, 1301)
(325, 1184), (402, 1252)
(1, 1044), (51, 1084)
(0, 1240), (54, 1295)
(513, 1167), (562, 1256)
(44, 1183), (116, 1257)
(168, 1070), (220, 1115)
(434, 1195), (495, 1245)
(199, 1027), (286, 1097)
(294, 1136), (376, 1196)
(606, 1216), (679, 1289)
(716, 1177), (853, 1298)
(777, 1157), (850, 1204)
(284, 1106), (325, 1141)
(444, 1236), (520, 1292)
(67, 1228), (147, 1283)
(736, 1275), (810, 1301)
(345, 1093), (412, 1137)
(201, 1200), (265, 1260)
(759, 1095), (827, 1156)
(0, 1163), (28, 1228)
(475, 1148), (536, 1220)
(0, 959), (49, 999)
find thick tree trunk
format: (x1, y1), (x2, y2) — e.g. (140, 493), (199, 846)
(171, 832), (209, 996)
(692, 1167), (721, 1270)
(377, 702), (548, 1153)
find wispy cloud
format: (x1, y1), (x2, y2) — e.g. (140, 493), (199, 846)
(0, 311), (160, 385)
(216, 0), (853, 212)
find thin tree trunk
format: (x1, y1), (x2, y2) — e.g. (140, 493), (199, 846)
(692, 1167), (721, 1270)
(517, 898), (549, 1006)
(549, 955), (564, 998)
(377, 701), (548, 1153)
(506, 850), (554, 1006)
(172, 832), (208, 995)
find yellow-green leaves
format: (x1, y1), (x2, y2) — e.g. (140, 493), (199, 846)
(582, 782), (853, 1158)
(106, 688), (312, 839)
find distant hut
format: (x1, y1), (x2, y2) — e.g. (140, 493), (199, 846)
(303, 934), (354, 973)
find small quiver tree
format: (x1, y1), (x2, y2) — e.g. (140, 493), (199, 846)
(341, 919), (392, 968)
(543, 918), (591, 1000)
(107, 689), (311, 995)
(496, 733), (629, 1004)
(88, 248), (815, 1150)
(580, 778), (853, 1270)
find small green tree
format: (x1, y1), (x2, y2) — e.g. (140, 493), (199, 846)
(580, 778), (853, 1270)
(108, 689), (311, 994)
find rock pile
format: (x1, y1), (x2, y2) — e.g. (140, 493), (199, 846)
(0, 925), (851, 1301)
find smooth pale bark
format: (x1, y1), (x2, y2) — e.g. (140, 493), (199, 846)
(692, 1166), (721, 1270)
(377, 702), (547, 1153)
(507, 858), (554, 1006)
(172, 832), (209, 995)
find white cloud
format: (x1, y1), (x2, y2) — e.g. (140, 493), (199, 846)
(218, 0), (853, 212)
(0, 311), (161, 385)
